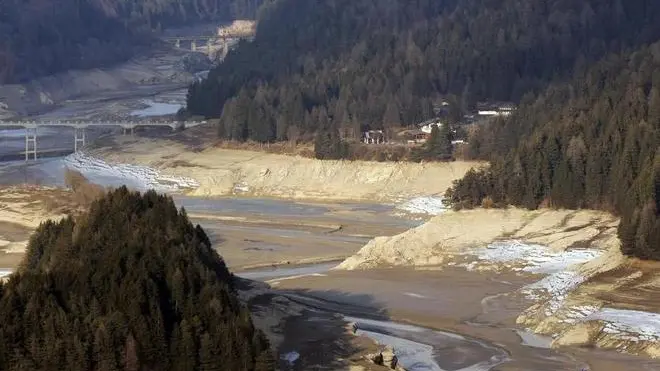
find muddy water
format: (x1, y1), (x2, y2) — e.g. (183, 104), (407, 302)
(247, 263), (660, 370)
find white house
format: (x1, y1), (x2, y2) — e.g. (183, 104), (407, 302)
(477, 102), (516, 117)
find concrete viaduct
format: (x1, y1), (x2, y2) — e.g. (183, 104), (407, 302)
(0, 120), (204, 161)
(162, 33), (253, 57)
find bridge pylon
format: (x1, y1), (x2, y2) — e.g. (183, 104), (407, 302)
(24, 128), (37, 161)
(74, 127), (86, 152)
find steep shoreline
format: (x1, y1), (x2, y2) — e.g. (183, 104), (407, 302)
(84, 134), (483, 203)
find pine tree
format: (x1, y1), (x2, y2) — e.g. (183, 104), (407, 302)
(647, 87), (660, 125)
(0, 188), (274, 371)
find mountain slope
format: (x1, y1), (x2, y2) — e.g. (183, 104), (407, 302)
(446, 43), (660, 259)
(187, 0), (660, 142)
(0, 0), (262, 84)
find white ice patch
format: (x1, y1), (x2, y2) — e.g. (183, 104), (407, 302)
(233, 182), (250, 193)
(280, 351), (300, 365)
(266, 273), (327, 285)
(469, 240), (601, 274)
(584, 309), (660, 342)
(560, 307), (660, 343)
(130, 99), (183, 117)
(64, 152), (199, 192)
(357, 329), (441, 371)
(396, 196), (447, 215)
(344, 317), (427, 334)
(404, 292), (429, 299)
(466, 241), (602, 314)
(522, 271), (587, 315)
(467, 243), (660, 345)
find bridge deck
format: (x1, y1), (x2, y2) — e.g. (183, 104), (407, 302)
(0, 121), (205, 128)
(162, 34), (252, 41)
(0, 121), (206, 160)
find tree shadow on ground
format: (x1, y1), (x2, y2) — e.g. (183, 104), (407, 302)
(272, 288), (392, 371)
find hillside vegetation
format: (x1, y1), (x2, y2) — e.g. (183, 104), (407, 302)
(447, 43), (660, 259)
(0, 187), (274, 371)
(184, 0), (660, 258)
(186, 0), (660, 143)
(0, 0), (262, 83)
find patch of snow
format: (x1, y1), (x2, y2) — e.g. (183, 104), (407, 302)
(347, 316), (506, 371)
(130, 99), (182, 117)
(233, 182), (250, 193)
(396, 196), (447, 215)
(266, 273), (327, 285)
(469, 240), (601, 274)
(403, 292), (429, 299)
(357, 329), (441, 371)
(522, 271), (587, 315)
(562, 305), (601, 324)
(64, 152), (199, 192)
(345, 316), (427, 334)
(585, 309), (660, 342)
(465, 241), (602, 314)
(236, 262), (336, 281)
(280, 351), (300, 365)
(0, 269), (12, 278)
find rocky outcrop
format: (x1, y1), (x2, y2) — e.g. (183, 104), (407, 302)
(367, 346), (405, 371)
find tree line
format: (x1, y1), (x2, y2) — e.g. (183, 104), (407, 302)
(446, 43), (660, 260)
(0, 0), (263, 84)
(186, 0), (660, 151)
(0, 187), (275, 371)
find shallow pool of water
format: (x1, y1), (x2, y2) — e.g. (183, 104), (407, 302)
(236, 262), (338, 281)
(174, 196), (331, 217)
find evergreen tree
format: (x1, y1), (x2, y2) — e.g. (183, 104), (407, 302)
(187, 0), (660, 143)
(0, 188), (274, 371)
(447, 42), (660, 260)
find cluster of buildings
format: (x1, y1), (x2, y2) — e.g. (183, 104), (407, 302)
(360, 101), (516, 145)
(217, 20), (256, 38)
(474, 102), (516, 117)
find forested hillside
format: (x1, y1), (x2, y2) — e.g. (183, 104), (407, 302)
(0, 187), (274, 370)
(446, 43), (660, 259)
(0, 0), (262, 83)
(186, 0), (660, 143)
